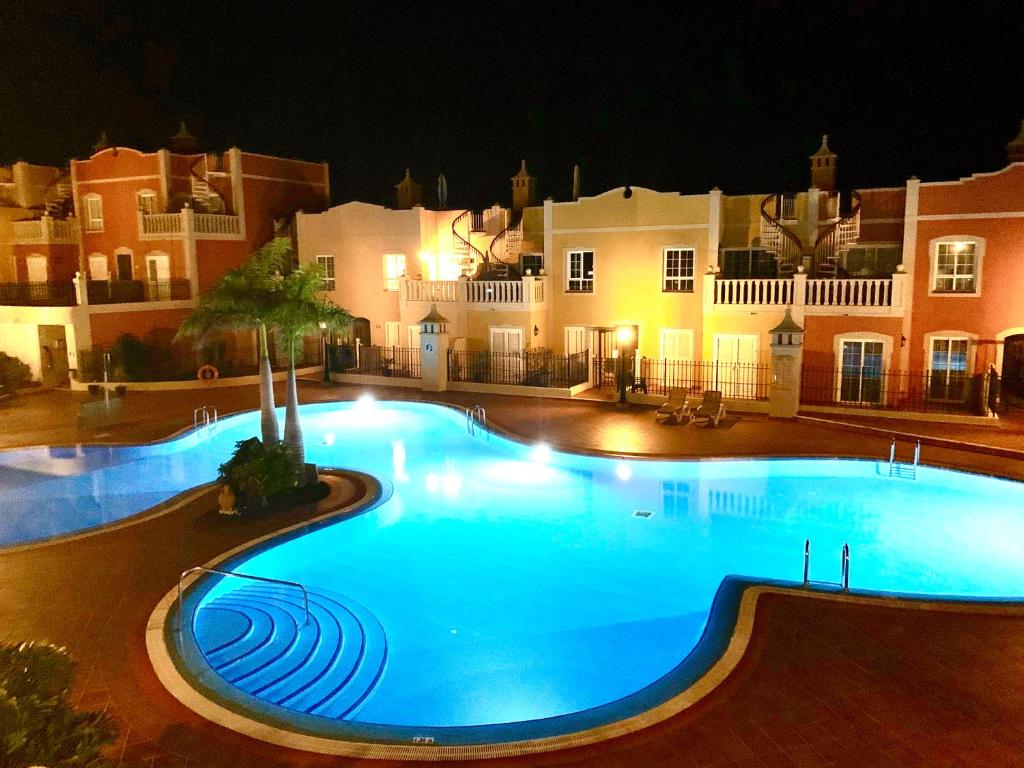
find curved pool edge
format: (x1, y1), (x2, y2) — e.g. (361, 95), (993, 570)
(149, 566), (1024, 761)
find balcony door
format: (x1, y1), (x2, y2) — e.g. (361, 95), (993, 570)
(25, 255), (47, 283)
(713, 334), (758, 398)
(145, 253), (171, 300)
(839, 340), (884, 404)
(116, 252), (133, 281)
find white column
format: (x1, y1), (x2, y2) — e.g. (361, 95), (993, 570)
(792, 271), (808, 324)
(73, 270), (88, 306)
(702, 270), (717, 312)
(419, 326), (449, 392)
(706, 187), (722, 271)
(769, 340), (803, 418)
(182, 207), (200, 298)
(898, 177), (920, 371)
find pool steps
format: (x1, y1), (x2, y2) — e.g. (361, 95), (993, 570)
(192, 584), (387, 720)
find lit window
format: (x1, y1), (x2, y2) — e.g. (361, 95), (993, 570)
(663, 248), (695, 292)
(316, 255), (336, 291)
(83, 194), (104, 231)
(136, 190), (157, 215)
(929, 337), (970, 401)
(384, 253), (406, 291)
(521, 252), (544, 275)
(567, 250), (594, 292)
(933, 242), (977, 293)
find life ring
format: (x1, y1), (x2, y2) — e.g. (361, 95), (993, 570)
(197, 364), (219, 382)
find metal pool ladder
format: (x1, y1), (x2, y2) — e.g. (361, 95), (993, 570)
(177, 566), (310, 633)
(466, 404), (487, 437)
(193, 405), (218, 433)
(888, 438), (920, 480)
(802, 539), (851, 591)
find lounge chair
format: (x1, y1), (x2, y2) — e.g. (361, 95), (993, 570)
(689, 390), (726, 427)
(656, 387), (691, 424)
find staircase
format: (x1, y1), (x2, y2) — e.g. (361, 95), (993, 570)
(759, 194), (804, 277)
(44, 174), (73, 218)
(451, 209), (489, 277)
(192, 583), (388, 719)
(814, 191), (862, 278)
(189, 156), (227, 213)
(486, 210), (523, 280)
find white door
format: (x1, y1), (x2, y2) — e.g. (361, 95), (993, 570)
(88, 255), (108, 281)
(490, 327), (524, 384)
(146, 253), (171, 299)
(384, 321), (401, 348)
(659, 329), (694, 360)
(564, 325), (594, 356)
(713, 334), (758, 398)
(26, 256), (47, 283)
(408, 324), (421, 350)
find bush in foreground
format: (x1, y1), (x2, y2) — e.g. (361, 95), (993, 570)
(0, 641), (116, 768)
(218, 437), (300, 513)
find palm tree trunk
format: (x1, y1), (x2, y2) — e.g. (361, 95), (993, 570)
(258, 323), (280, 445)
(282, 336), (305, 475)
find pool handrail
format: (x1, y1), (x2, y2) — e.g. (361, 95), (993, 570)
(178, 566), (310, 633)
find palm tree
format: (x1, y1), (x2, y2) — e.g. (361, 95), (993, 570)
(177, 239), (289, 446)
(268, 257), (351, 470)
(269, 257), (351, 471)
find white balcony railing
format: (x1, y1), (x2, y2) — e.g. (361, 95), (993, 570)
(141, 213), (182, 235)
(805, 277), (892, 308)
(11, 216), (78, 243)
(713, 278), (794, 307)
(467, 280), (522, 303)
(403, 277), (545, 311)
(705, 272), (906, 316)
(140, 210), (241, 238)
(407, 279), (461, 303)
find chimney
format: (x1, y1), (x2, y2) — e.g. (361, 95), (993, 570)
(1006, 120), (1024, 164)
(169, 121), (199, 154)
(810, 134), (837, 191)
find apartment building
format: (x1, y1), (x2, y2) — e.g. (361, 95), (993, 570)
(0, 125), (330, 382)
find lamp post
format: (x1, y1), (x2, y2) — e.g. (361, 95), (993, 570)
(616, 325), (634, 406)
(320, 321), (330, 385)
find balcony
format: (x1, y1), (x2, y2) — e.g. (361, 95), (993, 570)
(0, 282), (76, 306)
(139, 209), (241, 239)
(404, 277), (546, 308)
(87, 279), (191, 304)
(11, 216), (79, 244)
(704, 272), (907, 317)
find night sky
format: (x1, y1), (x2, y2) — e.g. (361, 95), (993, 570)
(2, 2), (1022, 208)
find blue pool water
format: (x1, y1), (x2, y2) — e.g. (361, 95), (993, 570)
(3, 400), (1024, 738)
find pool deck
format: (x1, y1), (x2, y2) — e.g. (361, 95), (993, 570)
(2, 382), (1024, 767)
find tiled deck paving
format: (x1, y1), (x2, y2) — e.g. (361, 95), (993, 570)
(2, 382), (1024, 766)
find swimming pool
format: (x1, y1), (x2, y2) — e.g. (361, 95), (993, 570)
(5, 400), (1024, 749)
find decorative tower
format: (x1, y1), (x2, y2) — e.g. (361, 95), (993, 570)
(418, 304), (450, 392)
(395, 168), (422, 210)
(511, 159), (537, 211)
(169, 121), (199, 154)
(768, 307), (805, 418)
(1006, 120), (1024, 164)
(810, 135), (837, 192)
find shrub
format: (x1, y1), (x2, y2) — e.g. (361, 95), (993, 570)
(110, 334), (149, 382)
(0, 352), (31, 393)
(218, 438), (299, 512)
(0, 641), (117, 768)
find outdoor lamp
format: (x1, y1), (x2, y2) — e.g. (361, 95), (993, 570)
(320, 321), (330, 384)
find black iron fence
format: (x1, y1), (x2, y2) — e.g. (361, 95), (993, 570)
(799, 365), (991, 414)
(449, 349), (589, 388)
(87, 279), (191, 304)
(613, 357), (770, 400)
(328, 344), (422, 379)
(0, 282), (76, 306)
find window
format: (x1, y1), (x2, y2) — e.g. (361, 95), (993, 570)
(136, 190), (157, 215)
(839, 340), (884, 405)
(317, 255), (336, 291)
(659, 329), (694, 361)
(83, 194), (104, 231)
(521, 252), (543, 275)
(721, 248), (776, 279)
(845, 245), (901, 277)
(567, 250), (594, 292)
(929, 337), (970, 401)
(25, 255), (47, 283)
(407, 324), (421, 349)
(88, 254), (108, 281)
(384, 253), (406, 291)
(663, 248), (695, 292)
(384, 321), (401, 348)
(933, 241), (977, 293)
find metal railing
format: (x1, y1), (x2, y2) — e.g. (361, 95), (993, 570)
(178, 566), (310, 633)
(449, 349), (589, 388)
(0, 281), (76, 306)
(328, 343), (421, 378)
(629, 358), (770, 400)
(193, 405), (218, 431)
(888, 438), (921, 479)
(87, 279), (191, 304)
(466, 404), (487, 436)
(800, 365), (985, 414)
(801, 539), (850, 591)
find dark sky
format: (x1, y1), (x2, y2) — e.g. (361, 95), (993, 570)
(2, 1), (1022, 208)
